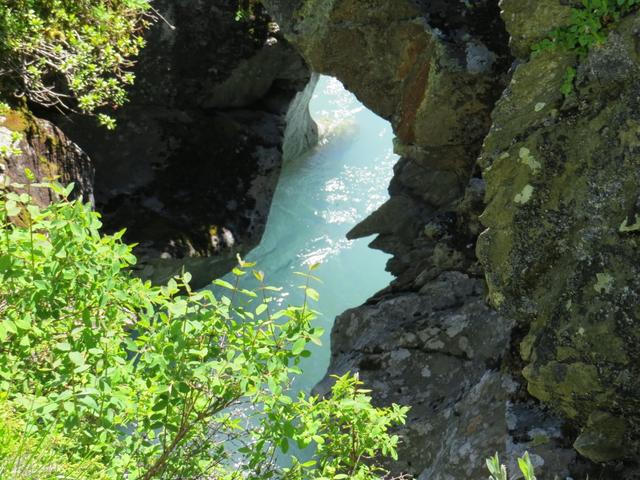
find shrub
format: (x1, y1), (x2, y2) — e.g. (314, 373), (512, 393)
(0, 1), (156, 128)
(0, 179), (409, 479)
(0, 396), (108, 480)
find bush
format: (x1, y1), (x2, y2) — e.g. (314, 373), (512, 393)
(0, 396), (107, 480)
(0, 179), (408, 479)
(533, 0), (640, 95)
(0, 1), (156, 128)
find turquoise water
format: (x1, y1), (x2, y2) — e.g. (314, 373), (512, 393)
(223, 75), (397, 394)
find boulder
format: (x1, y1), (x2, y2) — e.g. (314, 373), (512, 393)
(0, 106), (93, 206)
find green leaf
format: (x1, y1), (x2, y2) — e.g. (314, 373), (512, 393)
(5, 200), (19, 216)
(291, 338), (307, 355)
(68, 351), (85, 366)
(78, 395), (99, 411)
(212, 278), (234, 290)
(55, 342), (72, 351)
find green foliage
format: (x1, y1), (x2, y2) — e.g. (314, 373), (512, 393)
(0, 180), (408, 479)
(0, 1), (156, 128)
(534, 0), (640, 56)
(0, 396), (107, 479)
(236, 0), (261, 21)
(278, 374), (408, 480)
(533, 0), (640, 94)
(486, 452), (536, 480)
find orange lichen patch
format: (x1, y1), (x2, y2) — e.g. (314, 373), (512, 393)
(0, 110), (29, 132)
(396, 30), (430, 81)
(396, 61), (430, 144)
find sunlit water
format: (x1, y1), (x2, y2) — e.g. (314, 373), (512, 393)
(219, 75), (397, 395)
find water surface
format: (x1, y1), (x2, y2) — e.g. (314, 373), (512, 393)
(223, 75), (397, 394)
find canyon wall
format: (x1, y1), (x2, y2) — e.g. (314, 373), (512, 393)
(5, 0), (640, 477)
(478, 1), (640, 467)
(44, 0), (316, 288)
(263, 0), (640, 478)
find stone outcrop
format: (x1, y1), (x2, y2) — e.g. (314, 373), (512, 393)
(0, 106), (94, 206)
(316, 272), (583, 479)
(263, 0), (511, 289)
(49, 0), (316, 287)
(478, 6), (640, 465)
(264, 0), (640, 478)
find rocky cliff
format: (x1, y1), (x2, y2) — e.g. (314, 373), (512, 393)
(5, 0), (640, 477)
(43, 0), (316, 287)
(263, 0), (640, 478)
(479, 1), (640, 468)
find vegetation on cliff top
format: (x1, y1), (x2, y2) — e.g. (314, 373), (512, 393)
(0, 0), (156, 128)
(534, 0), (640, 94)
(0, 179), (408, 479)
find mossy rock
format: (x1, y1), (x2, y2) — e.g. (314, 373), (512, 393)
(478, 15), (640, 461)
(500, 0), (573, 58)
(0, 106), (94, 207)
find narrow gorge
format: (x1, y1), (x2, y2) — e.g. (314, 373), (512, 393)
(3, 0), (640, 479)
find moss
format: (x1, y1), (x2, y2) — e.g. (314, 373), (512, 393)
(574, 412), (627, 462)
(530, 433), (551, 447)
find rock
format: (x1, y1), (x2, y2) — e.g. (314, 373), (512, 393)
(477, 12), (640, 463)
(0, 106), (93, 206)
(49, 0), (316, 287)
(317, 272), (580, 479)
(263, 0), (640, 476)
(499, 0), (572, 58)
(262, 0), (511, 287)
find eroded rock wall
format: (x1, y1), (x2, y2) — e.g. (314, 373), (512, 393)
(48, 0), (316, 287)
(265, 0), (640, 478)
(260, 0), (541, 478)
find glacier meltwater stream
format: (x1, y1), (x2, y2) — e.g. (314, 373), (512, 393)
(220, 75), (397, 396)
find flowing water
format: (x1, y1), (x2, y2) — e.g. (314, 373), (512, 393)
(221, 75), (397, 395)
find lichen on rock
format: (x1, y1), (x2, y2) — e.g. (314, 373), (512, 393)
(478, 8), (640, 463)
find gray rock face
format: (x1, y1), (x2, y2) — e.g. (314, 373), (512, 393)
(50, 0), (316, 287)
(316, 273), (510, 478)
(317, 273), (580, 479)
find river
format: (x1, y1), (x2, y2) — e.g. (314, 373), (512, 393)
(221, 75), (397, 395)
